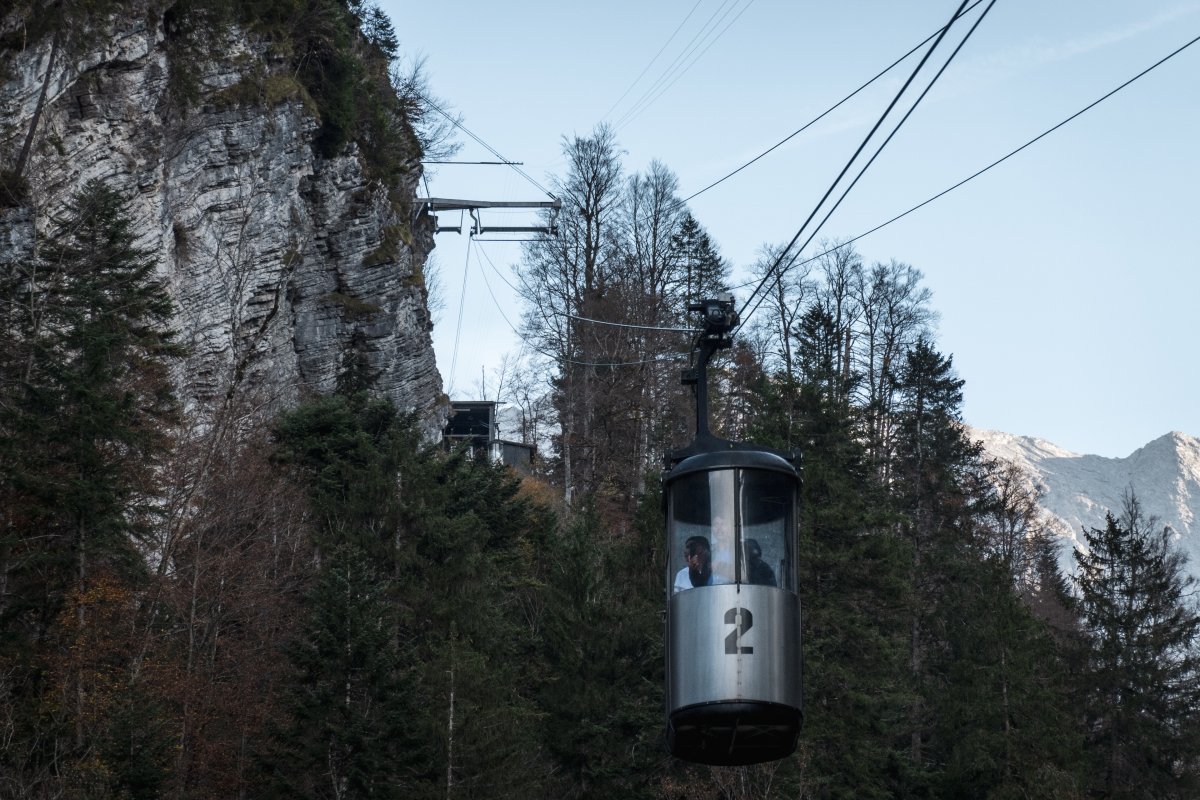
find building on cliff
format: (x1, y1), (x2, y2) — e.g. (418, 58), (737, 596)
(443, 400), (534, 473)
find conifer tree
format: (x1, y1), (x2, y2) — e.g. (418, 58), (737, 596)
(271, 395), (556, 797)
(1, 179), (180, 625)
(668, 213), (729, 306)
(747, 339), (912, 799)
(736, 317), (895, 796)
(1077, 493), (1200, 799)
(1025, 530), (1080, 642)
(361, 4), (399, 61)
(889, 340), (979, 789)
(930, 554), (1086, 799)
(935, 458), (1087, 798)
(887, 345), (1084, 797)
(537, 501), (663, 798)
(271, 392), (411, 561)
(403, 447), (553, 799)
(0, 178), (181, 798)
(262, 542), (426, 800)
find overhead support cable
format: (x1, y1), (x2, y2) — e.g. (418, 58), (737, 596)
(471, 237), (520, 294)
(559, 352), (689, 368)
(678, 0), (984, 206)
(599, 0), (706, 123)
(421, 160), (526, 165)
(613, 0), (755, 131)
(468, 243), (630, 380)
(736, 0), (973, 326)
(616, 0), (757, 132)
(745, 28), (1200, 292)
(563, 312), (697, 334)
(472, 231), (701, 336)
(474, 239), (563, 350)
(611, 0), (741, 128)
(474, 238), (698, 335)
(472, 243), (522, 345)
(480, 1), (990, 354)
(448, 236), (473, 393)
(474, 246), (681, 367)
(741, 0), (999, 326)
(417, 93), (556, 199)
(473, 241), (694, 367)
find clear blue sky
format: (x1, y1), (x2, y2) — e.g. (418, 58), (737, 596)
(379, 0), (1200, 458)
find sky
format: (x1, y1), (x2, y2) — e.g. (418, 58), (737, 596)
(377, 0), (1200, 459)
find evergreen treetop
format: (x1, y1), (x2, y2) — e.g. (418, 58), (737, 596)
(1076, 493), (1200, 799)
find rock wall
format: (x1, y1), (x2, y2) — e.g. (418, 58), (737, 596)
(0, 6), (445, 432)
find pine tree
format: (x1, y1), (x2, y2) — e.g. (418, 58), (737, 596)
(262, 542), (427, 800)
(928, 460), (1087, 798)
(668, 212), (729, 306)
(1077, 493), (1200, 799)
(743, 331), (912, 798)
(271, 395), (556, 797)
(361, 5), (399, 61)
(537, 499), (664, 798)
(930, 554), (1086, 799)
(1, 179), (181, 627)
(790, 386), (913, 800)
(403, 448), (554, 799)
(0, 178), (180, 799)
(889, 340), (976, 785)
(271, 391), (412, 561)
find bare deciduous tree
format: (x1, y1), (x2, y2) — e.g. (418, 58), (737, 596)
(517, 125), (624, 505)
(852, 258), (934, 469)
(390, 55), (462, 167)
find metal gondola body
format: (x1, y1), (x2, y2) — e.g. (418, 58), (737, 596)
(663, 298), (803, 766)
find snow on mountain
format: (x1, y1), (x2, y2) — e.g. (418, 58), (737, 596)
(972, 428), (1200, 578)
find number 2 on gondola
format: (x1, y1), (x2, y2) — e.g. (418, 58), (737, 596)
(724, 607), (754, 654)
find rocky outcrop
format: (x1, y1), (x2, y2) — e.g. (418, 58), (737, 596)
(0, 6), (445, 432)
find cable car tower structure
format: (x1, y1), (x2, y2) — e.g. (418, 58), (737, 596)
(419, 197), (561, 237)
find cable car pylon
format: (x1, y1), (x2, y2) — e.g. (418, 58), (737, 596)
(663, 296), (803, 766)
(418, 197), (562, 236)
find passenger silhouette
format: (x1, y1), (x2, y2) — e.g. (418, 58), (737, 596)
(674, 535), (712, 592)
(743, 538), (777, 587)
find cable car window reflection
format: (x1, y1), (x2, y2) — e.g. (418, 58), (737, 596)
(670, 471), (735, 592)
(739, 470), (794, 592)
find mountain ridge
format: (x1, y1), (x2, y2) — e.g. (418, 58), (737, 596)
(972, 427), (1200, 577)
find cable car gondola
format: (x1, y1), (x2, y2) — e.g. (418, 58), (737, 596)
(664, 297), (803, 766)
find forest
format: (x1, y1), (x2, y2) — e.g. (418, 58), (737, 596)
(3, 1), (1200, 799)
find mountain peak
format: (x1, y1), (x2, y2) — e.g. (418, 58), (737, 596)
(1128, 431), (1200, 479)
(970, 428), (1080, 463)
(1137, 430), (1194, 451)
(973, 428), (1200, 578)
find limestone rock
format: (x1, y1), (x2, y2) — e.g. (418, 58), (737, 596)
(0, 5), (446, 434)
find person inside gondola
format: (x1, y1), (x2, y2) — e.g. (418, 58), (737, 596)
(744, 538), (777, 587)
(674, 535), (719, 592)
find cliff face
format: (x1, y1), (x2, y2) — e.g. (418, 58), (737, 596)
(0, 5), (444, 431)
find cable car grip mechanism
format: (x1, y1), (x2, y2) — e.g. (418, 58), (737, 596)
(680, 296), (738, 447)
